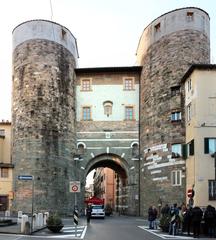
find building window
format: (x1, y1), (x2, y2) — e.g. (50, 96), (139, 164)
(171, 170), (182, 186)
(1, 168), (9, 178)
(187, 79), (192, 92)
(204, 138), (216, 154)
(123, 78), (134, 90)
(81, 78), (92, 91)
(132, 143), (139, 158)
(187, 12), (194, 21)
(155, 23), (161, 32)
(171, 143), (182, 158)
(209, 180), (216, 200)
(125, 106), (134, 120)
(170, 86), (180, 96)
(61, 29), (67, 39)
(187, 104), (191, 122)
(103, 101), (113, 116)
(82, 107), (91, 121)
(77, 143), (85, 155)
(171, 111), (181, 121)
(188, 139), (194, 156)
(0, 129), (5, 137)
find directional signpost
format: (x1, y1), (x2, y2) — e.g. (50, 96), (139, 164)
(70, 181), (80, 235)
(18, 175), (33, 180)
(18, 175), (34, 233)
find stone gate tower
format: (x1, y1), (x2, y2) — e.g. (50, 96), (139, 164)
(12, 20), (78, 214)
(137, 7), (210, 214)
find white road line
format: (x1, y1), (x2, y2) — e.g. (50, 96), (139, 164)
(138, 226), (193, 239)
(81, 226), (87, 239)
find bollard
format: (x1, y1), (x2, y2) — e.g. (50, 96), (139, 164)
(5, 210), (10, 218)
(38, 213), (43, 227)
(44, 212), (49, 225)
(32, 213), (37, 230)
(21, 215), (28, 233)
(17, 211), (22, 223)
(74, 209), (79, 237)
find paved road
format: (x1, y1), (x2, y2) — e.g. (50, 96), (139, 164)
(0, 215), (214, 240)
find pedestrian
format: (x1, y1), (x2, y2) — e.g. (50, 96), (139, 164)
(204, 205), (216, 237)
(86, 205), (92, 223)
(152, 206), (158, 229)
(169, 203), (179, 235)
(148, 206), (154, 229)
(182, 205), (192, 236)
(191, 206), (203, 238)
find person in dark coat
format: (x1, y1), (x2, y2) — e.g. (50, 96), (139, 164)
(182, 206), (193, 236)
(148, 206), (154, 229)
(204, 205), (216, 237)
(191, 206), (203, 238)
(86, 205), (92, 223)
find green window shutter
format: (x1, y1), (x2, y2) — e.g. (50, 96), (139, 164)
(189, 139), (194, 155)
(182, 144), (187, 159)
(204, 138), (209, 154)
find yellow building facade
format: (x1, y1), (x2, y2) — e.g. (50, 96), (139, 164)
(0, 121), (13, 211)
(182, 64), (216, 208)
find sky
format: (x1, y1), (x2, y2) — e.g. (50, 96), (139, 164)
(0, 0), (216, 121)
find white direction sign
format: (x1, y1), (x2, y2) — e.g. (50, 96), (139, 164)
(69, 181), (80, 193)
(18, 175), (33, 180)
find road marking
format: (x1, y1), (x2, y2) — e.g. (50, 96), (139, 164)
(138, 226), (193, 239)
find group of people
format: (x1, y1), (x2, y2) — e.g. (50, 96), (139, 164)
(148, 203), (216, 238)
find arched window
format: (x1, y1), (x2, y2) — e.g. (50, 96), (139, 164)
(103, 101), (113, 117)
(131, 142), (139, 158)
(77, 142), (86, 155)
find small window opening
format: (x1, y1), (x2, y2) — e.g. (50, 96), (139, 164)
(187, 12), (194, 21)
(61, 29), (67, 39)
(155, 23), (161, 32)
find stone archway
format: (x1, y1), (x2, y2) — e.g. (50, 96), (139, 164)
(78, 153), (138, 216)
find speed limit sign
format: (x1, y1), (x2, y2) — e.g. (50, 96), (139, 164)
(69, 181), (80, 193)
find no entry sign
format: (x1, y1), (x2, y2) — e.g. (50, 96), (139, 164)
(69, 181), (80, 193)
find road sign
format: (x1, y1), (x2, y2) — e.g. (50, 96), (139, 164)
(18, 175), (33, 180)
(69, 181), (80, 193)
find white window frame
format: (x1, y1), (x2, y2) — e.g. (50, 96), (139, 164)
(171, 143), (182, 158)
(171, 111), (181, 121)
(123, 77), (135, 90)
(187, 79), (192, 92)
(81, 78), (92, 91)
(171, 170), (182, 186)
(187, 104), (191, 122)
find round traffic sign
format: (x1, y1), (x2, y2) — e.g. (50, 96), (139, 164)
(72, 185), (78, 192)
(187, 189), (194, 198)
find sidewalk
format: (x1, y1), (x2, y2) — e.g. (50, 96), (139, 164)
(0, 216), (87, 236)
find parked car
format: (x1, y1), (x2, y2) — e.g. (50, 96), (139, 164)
(91, 204), (105, 219)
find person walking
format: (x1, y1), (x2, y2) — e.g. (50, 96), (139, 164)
(191, 206), (203, 238)
(86, 205), (92, 224)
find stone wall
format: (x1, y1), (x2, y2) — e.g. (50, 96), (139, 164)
(12, 39), (77, 214)
(139, 27), (210, 215)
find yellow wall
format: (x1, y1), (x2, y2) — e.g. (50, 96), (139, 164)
(0, 122), (13, 210)
(185, 69), (216, 208)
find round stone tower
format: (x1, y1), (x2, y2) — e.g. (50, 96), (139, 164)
(12, 20), (78, 214)
(137, 7), (210, 215)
